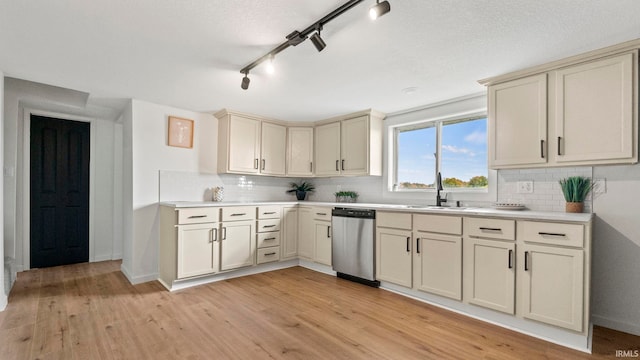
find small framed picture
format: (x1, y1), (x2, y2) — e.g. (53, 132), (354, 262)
(168, 116), (194, 148)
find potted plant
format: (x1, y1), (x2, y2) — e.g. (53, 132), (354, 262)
(286, 181), (315, 200)
(335, 191), (358, 203)
(559, 176), (594, 213)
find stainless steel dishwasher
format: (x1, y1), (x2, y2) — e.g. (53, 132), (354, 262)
(331, 207), (379, 287)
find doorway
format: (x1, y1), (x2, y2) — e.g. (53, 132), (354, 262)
(30, 115), (90, 268)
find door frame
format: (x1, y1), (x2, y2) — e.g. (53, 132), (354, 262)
(22, 107), (96, 270)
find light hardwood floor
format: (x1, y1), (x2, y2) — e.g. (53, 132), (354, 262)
(0, 260), (637, 359)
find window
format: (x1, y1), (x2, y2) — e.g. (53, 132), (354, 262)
(394, 116), (488, 191)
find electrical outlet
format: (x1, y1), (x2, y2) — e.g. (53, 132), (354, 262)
(517, 181), (534, 194)
(594, 178), (606, 194)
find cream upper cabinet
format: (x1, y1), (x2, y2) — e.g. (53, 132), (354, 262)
(315, 122), (342, 176)
(260, 122), (287, 175)
(315, 111), (383, 177)
(554, 52), (636, 164)
(219, 114), (261, 174)
(483, 48), (638, 169)
(287, 127), (314, 177)
(488, 74), (548, 168)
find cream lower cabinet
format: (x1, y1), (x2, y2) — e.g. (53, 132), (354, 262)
(376, 226), (412, 288)
(314, 221), (332, 266)
(281, 206), (299, 259)
(463, 217), (516, 314)
(413, 214), (463, 300)
(297, 206), (314, 259)
(220, 207), (256, 271)
(177, 223), (220, 278)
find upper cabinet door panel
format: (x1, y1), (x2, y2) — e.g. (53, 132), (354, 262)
(340, 115), (369, 175)
(228, 115), (260, 174)
(260, 122), (287, 175)
(488, 73), (548, 168)
(555, 52), (636, 163)
(287, 127), (314, 176)
(315, 122), (341, 176)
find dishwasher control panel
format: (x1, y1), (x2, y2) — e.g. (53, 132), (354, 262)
(332, 208), (376, 219)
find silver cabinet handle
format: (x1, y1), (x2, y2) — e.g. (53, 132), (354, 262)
(261, 159), (265, 170)
(538, 232), (566, 237)
(265, 252), (277, 256)
(254, 158), (259, 169)
(508, 249), (513, 269)
(230, 213), (246, 217)
(335, 160), (339, 171)
(212, 228), (218, 242)
(310, 162), (313, 172)
(263, 212), (276, 215)
(188, 215), (207, 219)
(209, 229), (214, 243)
(264, 237), (276, 241)
(341, 159), (345, 171)
(222, 227), (227, 240)
(262, 225), (276, 228)
(327, 226), (331, 238)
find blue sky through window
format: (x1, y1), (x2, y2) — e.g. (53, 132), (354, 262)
(396, 118), (487, 188)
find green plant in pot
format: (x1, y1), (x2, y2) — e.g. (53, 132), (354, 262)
(559, 176), (594, 213)
(335, 191), (358, 203)
(286, 181), (315, 201)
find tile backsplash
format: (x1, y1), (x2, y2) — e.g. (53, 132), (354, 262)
(159, 166), (594, 213)
(497, 167), (593, 212)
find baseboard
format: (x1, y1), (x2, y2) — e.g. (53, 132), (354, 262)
(120, 264), (159, 285)
(592, 314), (640, 336)
(111, 252), (122, 260)
(298, 259), (336, 276)
(0, 294), (6, 311)
(91, 255), (113, 262)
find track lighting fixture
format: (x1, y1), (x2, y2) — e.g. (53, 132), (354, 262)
(369, 0), (391, 20)
(239, 0), (391, 89)
(241, 71), (250, 90)
(310, 28), (327, 52)
(266, 54), (275, 74)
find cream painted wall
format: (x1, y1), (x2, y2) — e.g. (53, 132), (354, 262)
(120, 99), (216, 284)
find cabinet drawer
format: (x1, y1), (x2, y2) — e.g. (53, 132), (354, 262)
(257, 219), (281, 233)
(312, 207), (332, 221)
(464, 217), (515, 240)
(519, 221), (584, 248)
(221, 206), (256, 222)
(257, 232), (281, 248)
(413, 214), (462, 235)
(177, 207), (219, 224)
(257, 246), (281, 264)
(377, 212), (412, 230)
(258, 206), (281, 219)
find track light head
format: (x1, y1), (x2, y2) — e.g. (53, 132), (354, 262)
(369, 0), (391, 20)
(310, 32), (326, 52)
(241, 72), (250, 90)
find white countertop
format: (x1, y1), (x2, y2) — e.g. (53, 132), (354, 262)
(160, 200), (593, 223)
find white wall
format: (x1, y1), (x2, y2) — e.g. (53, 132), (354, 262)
(121, 99), (216, 284)
(3, 79), (122, 273)
(1, 72), (7, 310)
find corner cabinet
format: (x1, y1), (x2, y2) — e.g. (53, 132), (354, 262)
(315, 111), (384, 177)
(286, 127), (314, 177)
(483, 47), (638, 169)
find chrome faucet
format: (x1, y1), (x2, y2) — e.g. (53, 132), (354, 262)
(436, 172), (447, 206)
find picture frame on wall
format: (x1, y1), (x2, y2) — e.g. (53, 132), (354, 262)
(167, 116), (194, 148)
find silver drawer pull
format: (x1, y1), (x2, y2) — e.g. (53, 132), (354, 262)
(538, 232), (566, 237)
(264, 237), (276, 241)
(479, 227), (502, 232)
(263, 225), (276, 228)
(188, 215), (207, 219)
(265, 252), (277, 256)
(263, 211), (276, 215)
(230, 213), (246, 217)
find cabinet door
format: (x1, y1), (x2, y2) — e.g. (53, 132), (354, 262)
(488, 74), (548, 168)
(413, 232), (462, 300)
(177, 223), (219, 278)
(520, 244), (584, 331)
(314, 221), (332, 266)
(297, 206), (314, 259)
(227, 115), (260, 174)
(287, 127), (314, 176)
(220, 220), (255, 271)
(315, 122), (341, 176)
(555, 52), (635, 164)
(261, 122), (287, 175)
(341, 115), (369, 175)
(376, 227), (412, 288)
(281, 206), (298, 259)
(464, 238), (515, 314)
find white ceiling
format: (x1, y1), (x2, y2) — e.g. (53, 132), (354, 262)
(1, 0), (640, 121)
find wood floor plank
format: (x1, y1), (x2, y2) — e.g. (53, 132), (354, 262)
(0, 261), (638, 360)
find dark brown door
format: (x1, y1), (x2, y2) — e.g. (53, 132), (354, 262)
(30, 115), (90, 268)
